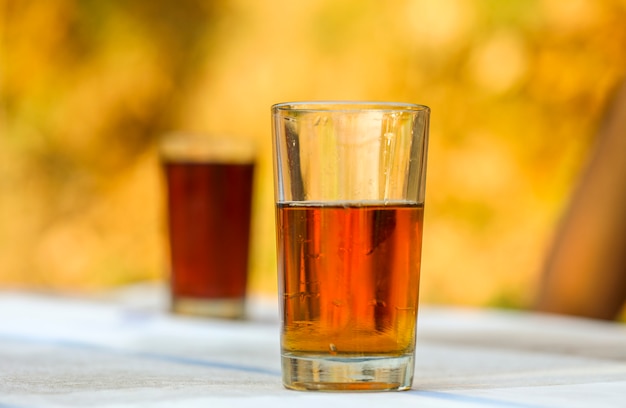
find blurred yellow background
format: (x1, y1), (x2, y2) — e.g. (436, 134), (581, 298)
(1, 0), (626, 311)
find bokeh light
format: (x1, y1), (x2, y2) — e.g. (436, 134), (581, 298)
(1, 0), (625, 313)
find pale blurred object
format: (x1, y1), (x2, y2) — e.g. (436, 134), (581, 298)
(534, 79), (626, 320)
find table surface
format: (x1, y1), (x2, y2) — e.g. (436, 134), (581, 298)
(1, 284), (625, 408)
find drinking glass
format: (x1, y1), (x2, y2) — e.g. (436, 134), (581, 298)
(271, 101), (430, 391)
(161, 133), (255, 319)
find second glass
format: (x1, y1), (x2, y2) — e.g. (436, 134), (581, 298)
(271, 101), (430, 391)
(161, 133), (255, 319)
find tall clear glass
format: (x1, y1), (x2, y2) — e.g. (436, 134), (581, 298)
(271, 101), (430, 391)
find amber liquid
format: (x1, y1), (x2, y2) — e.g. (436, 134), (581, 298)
(277, 202), (423, 358)
(165, 161), (254, 301)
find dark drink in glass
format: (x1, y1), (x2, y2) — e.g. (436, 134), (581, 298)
(161, 134), (255, 318)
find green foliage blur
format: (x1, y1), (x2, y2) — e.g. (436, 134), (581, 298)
(1, 0), (626, 309)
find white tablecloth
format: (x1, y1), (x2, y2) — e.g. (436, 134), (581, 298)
(1, 285), (625, 408)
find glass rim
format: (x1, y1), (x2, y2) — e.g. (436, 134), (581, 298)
(159, 132), (257, 164)
(271, 100), (430, 113)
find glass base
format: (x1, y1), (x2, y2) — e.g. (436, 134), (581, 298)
(171, 296), (245, 319)
(281, 353), (414, 391)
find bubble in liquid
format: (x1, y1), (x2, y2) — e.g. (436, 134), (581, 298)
(371, 299), (387, 308)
